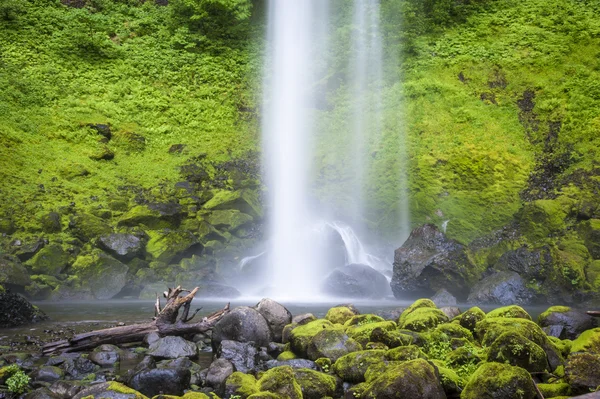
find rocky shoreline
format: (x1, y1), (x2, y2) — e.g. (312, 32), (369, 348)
(1, 297), (599, 399)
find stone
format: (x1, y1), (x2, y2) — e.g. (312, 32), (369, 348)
(145, 230), (202, 264)
(254, 298), (292, 343)
(430, 288), (457, 307)
(30, 366), (64, 383)
(325, 305), (360, 325)
(47, 380), (86, 398)
(0, 291), (48, 327)
(89, 344), (121, 367)
(129, 368), (191, 397)
(61, 356), (98, 379)
(203, 189), (262, 218)
(332, 350), (387, 383)
(538, 306), (597, 340)
(487, 331), (549, 372)
(147, 336), (198, 359)
(13, 239), (45, 262)
(98, 233), (145, 261)
(205, 358), (234, 393)
(40, 212), (62, 233)
(212, 306), (272, 350)
(566, 352), (600, 395)
(322, 264), (391, 299)
(87, 123), (112, 140)
(391, 224), (474, 300)
(257, 366), (302, 399)
(69, 213), (112, 242)
(306, 328), (362, 361)
(217, 340), (259, 374)
(71, 249), (128, 299)
(25, 244), (70, 276)
(207, 209), (253, 231)
(0, 255), (31, 287)
(461, 362), (537, 399)
(23, 388), (61, 399)
(264, 359), (318, 370)
(293, 368), (340, 399)
(467, 271), (534, 305)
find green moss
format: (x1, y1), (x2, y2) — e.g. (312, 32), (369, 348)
(487, 331), (549, 372)
(332, 350), (387, 383)
(69, 213), (112, 242)
(536, 383), (571, 398)
(71, 249), (128, 299)
(289, 319), (339, 357)
(118, 205), (173, 229)
(257, 366), (302, 399)
(246, 393), (281, 399)
(385, 345), (428, 362)
(434, 323), (474, 341)
(344, 314), (385, 327)
(398, 299), (437, 325)
(206, 209), (253, 231)
(203, 190), (262, 218)
(538, 306), (571, 323)
(224, 371), (259, 398)
(459, 307), (486, 331)
(306, 327), (362, 362)
(325, 306), (357, 325)
(570, 327), (600, 354)
(486, 305), (532, 320)
(106, 382), (148, 398)
(461, 362), (537, 399)
(25, 243), (70, 276)
(585, 260), (600, 289)
(276, 351), (297, 361)
(369, 327), (414, 348)
(145, 230), (200, 264)
(518, 199), (569, 241)
(293, 368), (337, 399)
(345, 320), (397, 346)
(432, 360), (466, 397)
(398, 307), (449, 332)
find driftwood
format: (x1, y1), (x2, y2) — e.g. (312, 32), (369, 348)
(587, 311), (600, 318)
(42, 286), (230, 355)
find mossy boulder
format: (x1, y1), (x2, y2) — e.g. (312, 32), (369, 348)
(565, 352), (600, 395)
(145, 230), (202, 264)
(325, 306), (358, 325)
(257, 366), (302, 399)
(306, 328), (362, 361)
(25, 243), (70, 276)
(71, 249), (128, 299)
(398, 307), (449, 332)
(118, 203), (182, 229)
(332, 350), (387, 383)
(0, 255), (31, 287)
(538, 306), (597, 340)
(293, 368), (339, 399)
(369, 326), (415, 348)
(207, 209), (253, 231)
(69, 212), (112, 242)
(203, 189), (262, 219)
(445, 346), (482, 368)
(224, 371), (259, 399)
(288, 319), (339, 357)
(385, 345), (428, 361)
(486, 305), (531, 320)
(459, 307), (486, 331)
(518, 198), (569, 241)
(72, 381), (148, 399)
(569, 327), (600, 354)
(487, 331), (549, 372)
(277, 351), (297, 361)
(461, 362), (537, 399)
(39, 211), (62, 233)
(345, 320), (397, 346)
(432, 361), (465, 398)
(97, 233), (145, 261)
(360, 358), (446, 399)
(536, 383), (571, 398)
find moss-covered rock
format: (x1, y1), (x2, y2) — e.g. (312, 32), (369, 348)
(71, 249), (128, 299)
(565, 352), (600, 395)
(585, 260), (600, 289)
(536, 383), (571, 398)
(69, 212), (112, 242)
(203, 189), (262, 219)
(206, 210), (253, 231)
(293, 368), (339, 399)
(25, 243), (70, 276)
(461, 362), (537, 399)
(118, 204), (180, 229)
(398, 307), (449, 332)
(538, 306), (597, 340)
(369, 326), (415, 348)
(433, 322), (474, 341)
(0, 255), (31, 287)
(257, 366), (302, 399)
(486, 305), (532, 320)
(39, 211), (62, 233)
(518, 199), (569, 241)
(345, 320), (396, 346)
(445, 346), (482, 368)
(385, 345), (428, 361)
(145, 230), (202, 264)
(431, 360), (465, 398)
(459, 307), (486, 331)
(578, 218), (600, 259)
(71, 381), (149, 398)
(332, 350), (387, 383)
(224, 372), (259, 399)
(325, 306), (358, 325)
(276, 351), (297, 361)
(487, 331), (549, 372)
(569, 327), (600, 354)
(360, 358), (446, 399)
(306, 328), (362, 361)
(288, 319), (339, 357)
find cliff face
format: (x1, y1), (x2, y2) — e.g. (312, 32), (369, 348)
(1, 0), (599, 301)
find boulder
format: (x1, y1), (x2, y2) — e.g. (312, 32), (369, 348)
(288, 319), (338, 357)
(72, 382), (147, 399)
(207, 209), (253, 231)
(60, 356), (98, 379)
(39, 212), (62, 233)
(0, 291), (48, 327)
(361, 358), (446, 399)
(322, 264), (391, 299)
(147, 336), (197, 359)
(254, 298), (292, 343)
(97, 233), (145, 261)
(257, 366), (302, 399)
(25, 244), (70, 276)
(30, 366), (64, 383)
(538, 306), (597, 339)
(332, 350), (387, 383)
(129, 367), (191, 397)
(293, 368), (340, 399)
(118, 202), (183, 229)
(0, 255), (31, 287)
(203, 189), (262, 218)
(467, 271), (534, 305)
(325, 305), (360, 325)
(430, 288), (457, 307)
(71, 249), (128, 299)
(205, 358), (235, 393)
(391, 224), (474, 300)
(217, 340), (259, 374)
(145, 230), (202, 264)
(461, 362), (537, 399)
(264, 359), (318, 370)
(487, 331), (549, 372)
(69, 213), (112, 242)
(212, 306), (272, 350)
(566, 353), (600, 395)
(89, 344), (121, 367)
(224, 372), (259, 399)
(306, 328), (362, 361)
(23, 388), (61, 399)
(494, 246), (552, 280)
(397, 299), (449, 332)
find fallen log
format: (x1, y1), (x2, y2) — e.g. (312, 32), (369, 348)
(42, 286), (229, 355)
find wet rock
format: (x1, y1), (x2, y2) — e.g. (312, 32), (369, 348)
(0, 291), (48, 327)
(264, 358), (318, 370)
(72, 382), (146, 399)
(205, 358), (235, 393)
(129, 367), (191, 396)
(217, 340), (258, 373)
(70, 249), (128, 299)
(306, 328), (362, 361)
(97, 233), (144, 261)
(391, 224), (474, 300)
(322, 264), (391, 299)
(30, 366), (64, 383)
(147, 336), (197, 359)
(431, 288), (457, 307)
(257, 366), (302, 399)
(89, 344), (121, 367)
(332, 350), (387, 383)
(61, 356), (98, 379)
(467, 271), (534, 305)
(23, 388), (61, 399)
(48, 380), (86, 398)
(487, 331), (549, 372)
(494, 246), (552, 280)
(14, 238), (45, 262)
(440, 306), (461, 319)
(294, 368), (341, 399)
(207, 209), (253, 231)
(255, 298), (292, 343)
(212, 306), (272, 350)
(118, 203), (182, 230)
(25, 244), (70, 276)
(538, 306), (597, 340)
(0, 255), (31, 287)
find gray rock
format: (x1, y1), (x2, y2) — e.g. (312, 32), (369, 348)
(98, 233), (144, 261)
(264, 358), (318, 370)
(212, 306), (272, 350)
(73, 382), (146, 399)
(23, 388), (61, 399)
(431, 288), (457, 307)
(144, 332), (161, 346)
(322, 264), (391, 299)
(129, 368), (191, 397)
(255, 298), (292, 343)
(69, 250), (128, 300)
(31, 366), (64, 383)
(205, 358), (235, 392)
(89, 344), (121, 367)
(147, 336), (198, 359)
(307, 329), (362, 361)
(467, 271), (534, 305)
(217, 340), (258, 373)
(391, 224), (474, 300)
(440, 306), (462, 319)
(48, 380), (86, 398)
(61, 356), (98, 379)
(538, 307), (597, 340)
